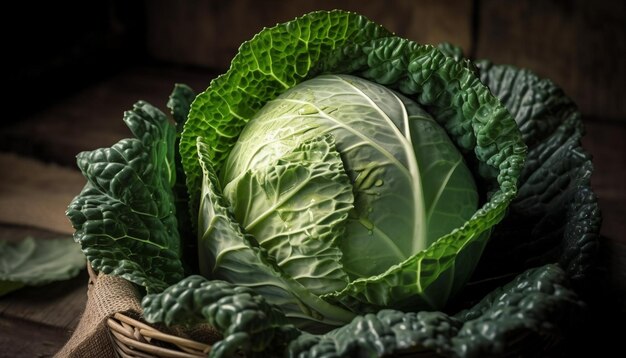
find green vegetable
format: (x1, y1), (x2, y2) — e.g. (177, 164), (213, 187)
(287, 264), (584, 358)
(180, 11), (391, 214)
(142, 265), (584, 358)
(196, 136), (356, 329)
(66, 9), (600, 358)
(471, 61), (601, 285)
(222, 75), (477, 277)
(0, 237), (85, 296)
(67, 100), (185, 293)
(185, 10), (525, 329)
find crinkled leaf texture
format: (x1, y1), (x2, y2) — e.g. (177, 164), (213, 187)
(168, 83), (196, 132)
(314, 37), (525, 314)
(142, 265), (584, 358)
(67, 97), (186, 293)
(185, 10), (526, 329)
(142, 275), (300, 358)
(168, 84), (199, 273)
(287, 264), (584, 357)
(222, 74), (479, 281)
(472, 61), (601, 286)
(78, 9), (595, 356)
(285, 50), (602, 358)
(223, 134), (354, 295)
(196, 137), (356, 330)
(181, 10), (392, 217)
(0, 237), (85, 296)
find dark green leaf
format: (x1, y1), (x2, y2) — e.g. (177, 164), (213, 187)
(185, 10), (526, 322)
(168, 84), (198, 273)
(287, 265), (584, 357)
(142, 275), (300, 358)
(474, 61), (601, 285)
(67, 101), (184, 293)
(314, 36), (526, 313)
(168, 83), (196, 132)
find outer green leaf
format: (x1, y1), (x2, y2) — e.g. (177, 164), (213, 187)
(144, 266), (584, 358)
(315, 37), (526, 312)
(142, 275), (300, 358)
(472, 61), (600, 284)
(67, 101), (184, 293)
(287, 264), (584, 357)
(0, 237), (85, 296)
(182, 10), (391, 216)
(224, 134), (353, 294)
(196, 137), (355, 330)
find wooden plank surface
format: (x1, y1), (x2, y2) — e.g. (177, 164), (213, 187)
(0, 315), (74, 358)
(0, 153), (84, 234)
(0, 269), (88, 330)
(0, 146), (91, 349)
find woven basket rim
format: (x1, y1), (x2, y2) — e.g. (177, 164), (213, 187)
(88, 264), (213, 358)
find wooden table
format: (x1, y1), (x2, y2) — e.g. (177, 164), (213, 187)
(0, 66), (624, 357)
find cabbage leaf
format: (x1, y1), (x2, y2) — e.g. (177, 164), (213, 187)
(0, 237), (85, 296)
(471, 61), (600, 284)
(196, 137), (356, 329)
(67, 100), (185, 293)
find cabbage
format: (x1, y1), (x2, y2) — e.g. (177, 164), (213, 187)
(206, 73), (479, 312)
(222, 75), (478, 281)
(67, 10), (601, 358)
(182, 11), (526, 330)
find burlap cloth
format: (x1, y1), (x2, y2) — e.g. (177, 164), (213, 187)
(56, 270), (221, 357)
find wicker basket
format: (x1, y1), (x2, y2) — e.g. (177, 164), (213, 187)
(106, 313), (212, 358)
(87, 265), (213, 358)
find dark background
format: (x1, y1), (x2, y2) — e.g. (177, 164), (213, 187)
(6, 0), (626, 122)
(1, 1), (624, 356)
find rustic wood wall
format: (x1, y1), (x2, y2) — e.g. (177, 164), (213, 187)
(145, 0), (625, 121)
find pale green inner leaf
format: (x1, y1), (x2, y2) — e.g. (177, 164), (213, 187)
(224, 134), (353, 294)
(197, 137), (356, 329)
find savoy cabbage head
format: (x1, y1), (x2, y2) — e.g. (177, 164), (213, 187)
(67, 9), (599, 358)
(181, 11), (525, 330)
